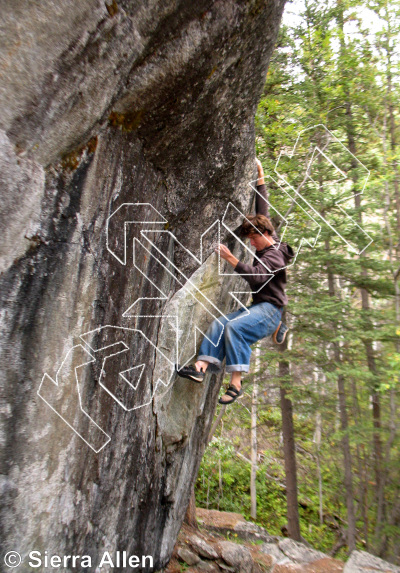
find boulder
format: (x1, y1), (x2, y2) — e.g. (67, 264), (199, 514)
(0, 130), (45, 274)
(0, 1), (286, 570)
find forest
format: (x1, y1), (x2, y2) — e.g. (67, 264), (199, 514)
(195, 0), (400, 565)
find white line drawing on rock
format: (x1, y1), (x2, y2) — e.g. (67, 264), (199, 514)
(38, 124), (373, 450)
(124, 233), (229, 368)
(106, 203), (167, 265)
(37, 344), (110, 453)
(79, 326), (175, 411)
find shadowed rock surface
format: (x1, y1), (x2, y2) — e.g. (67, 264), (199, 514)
(0, 1), (286, 571)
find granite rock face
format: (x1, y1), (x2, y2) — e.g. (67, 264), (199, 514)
(0, 1), (286, 570)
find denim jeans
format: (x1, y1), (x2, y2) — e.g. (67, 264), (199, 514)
(197, 302), (283, 373)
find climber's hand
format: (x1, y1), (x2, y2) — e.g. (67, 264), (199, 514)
(216, 244), (232, 260)
(215, 244), (239, 268)
(256, 157), (265, 184)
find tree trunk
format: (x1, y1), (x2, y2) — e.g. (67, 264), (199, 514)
(333, 36), (380, 539)
(184, 489), (199, 529)
(344, 100), (385, 536)
(314, 408), (324, 526)
(325, 239), (357, 552)
(351, 377), (369, 549)
(250, 345), (260, 519)
(336, 370), (357, 552)
(278, 329), (301, 542)
(387, 34), (400, 240)
(208, 406), (227, 443)
(378, 64), (400, 552)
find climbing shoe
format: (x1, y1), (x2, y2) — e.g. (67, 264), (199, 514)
(273, 321), (289, 344)
(175, 364), (205, 383)
(218, 384), (243, 405)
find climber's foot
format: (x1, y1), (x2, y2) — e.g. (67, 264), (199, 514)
(218, 382), (243, 404)
(175, 364), (205, 383)
(195, 360), (209, 373)
(273, 322), (289, 344)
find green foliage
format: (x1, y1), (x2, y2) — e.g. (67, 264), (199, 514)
(196, 0), (400, 564)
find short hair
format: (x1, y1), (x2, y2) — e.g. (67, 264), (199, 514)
(239, 214), (275, 238)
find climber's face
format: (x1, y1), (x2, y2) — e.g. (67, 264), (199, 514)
(247, 231), (274, 251)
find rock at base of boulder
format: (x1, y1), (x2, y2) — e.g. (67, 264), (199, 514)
(278, 539), (326, 564)
(189, 534), (220, 560)
(261, 542), (287, 562)
(343, 550), (400, 573)
(217, 540), (254, 573)
(303, 557), (344, 572)
(197, 509), (247, 530)
(270, 556), (345, 573)
(249, 546), (276, 570)
(196, 559), (222, 572)
(177, 546), (201, 566)
(197, 508), (278, 544)
(272, 563), (304, 573)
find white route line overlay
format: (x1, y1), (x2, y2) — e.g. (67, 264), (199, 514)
(126, 233), (229, 364)
(106, 203), (167, 265)
(38, 123), (372, 451)
(37, 345), (110, 453)
(273, 123), (373, 255)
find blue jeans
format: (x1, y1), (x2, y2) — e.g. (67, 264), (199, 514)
(197, 302), (283, 373)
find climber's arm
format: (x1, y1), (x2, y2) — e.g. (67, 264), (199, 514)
(255, 158), (280, 241)
(215, 244), (239, 268)
(256, 158), (265, 185)
(255, 158), (269, 218)
(234, 254), (279, 286)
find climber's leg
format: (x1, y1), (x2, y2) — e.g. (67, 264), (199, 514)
(218, 370), (243, 404)
(224, 302), (282, 373)
(176, 308), (247, 383)
(218, 304), (281, 404)
(196, 308), (245, 372)
(177, 303), (282, 386)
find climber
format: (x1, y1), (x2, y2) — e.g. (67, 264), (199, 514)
(176, 158), (294, 404)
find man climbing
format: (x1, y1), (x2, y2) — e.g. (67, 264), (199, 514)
(176, 158), (294, 404)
